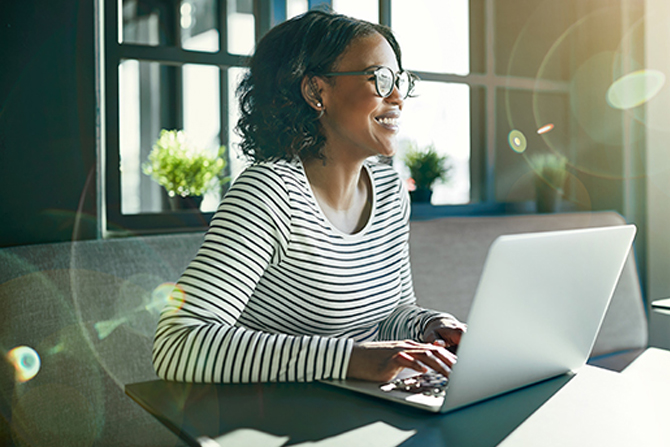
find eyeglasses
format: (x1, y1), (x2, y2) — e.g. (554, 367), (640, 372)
(323, 66), (416, 99)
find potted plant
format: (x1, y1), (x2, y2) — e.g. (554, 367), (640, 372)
(530, 153), (568, 213)
(142, 129), (227, 211)
(402, 143), (451, 203)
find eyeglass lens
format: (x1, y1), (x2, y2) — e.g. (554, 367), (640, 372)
(375, 67), (411, 98)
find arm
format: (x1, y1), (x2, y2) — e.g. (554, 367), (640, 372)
(377, 179), (464, 342)
(152, 165), (352, 383)
(345, 175), (463, 382)
(350, 242), (464, 380)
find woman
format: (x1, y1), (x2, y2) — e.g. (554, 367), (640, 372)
(153, 9), (466, 384)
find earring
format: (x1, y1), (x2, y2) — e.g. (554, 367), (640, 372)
(314, 101), (324, 119)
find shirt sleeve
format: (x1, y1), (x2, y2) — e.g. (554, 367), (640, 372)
(376, 177), (458, 341)
(152, 164), (353, 383)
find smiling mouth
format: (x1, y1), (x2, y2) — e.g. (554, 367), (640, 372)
(375, 116), (400, 129)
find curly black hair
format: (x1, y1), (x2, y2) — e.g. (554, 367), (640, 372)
(235, 9), (403, 163)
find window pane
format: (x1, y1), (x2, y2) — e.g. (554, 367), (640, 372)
(332, 0), (378, 23)
(396, 82), (471, 205)
(287, 0), (308, 19)
(391, 0), (469, 75)
(494, 1), (574, 80)
(119, 61), (223, 215)
(120, 0), (171, 46)
(119, 60), (165, 215)
(494, 88), (570, 204)
(183, 64), (222, 212)
(227, 0), (255, 55)
(181, 0), (219, 52)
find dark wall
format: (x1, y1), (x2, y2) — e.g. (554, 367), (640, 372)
(0, 0), (97, 248)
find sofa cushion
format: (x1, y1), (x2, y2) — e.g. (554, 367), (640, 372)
(0, 232), (205, 447)
(0, 211), (649, 445)
(409, 211), (648, 357)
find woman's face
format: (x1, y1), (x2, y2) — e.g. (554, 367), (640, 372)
(317, 32), (404, 160)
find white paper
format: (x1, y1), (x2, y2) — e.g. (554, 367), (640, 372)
(199, 428), (290, 447)
(292, 421), (416, 447)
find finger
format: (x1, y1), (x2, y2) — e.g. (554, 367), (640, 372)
(404, 349), (453, 377)
(432, 345), (457, 365)
(407, 342), (457, 367)
(435, 327), (465, 346)
(402, 340), (426, 348)
(394, 351), (428, 374)
(419, 350), (452, 377)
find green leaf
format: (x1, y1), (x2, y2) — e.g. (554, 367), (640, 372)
(142, 129), (228, 197)
(401, 143), (452, 190)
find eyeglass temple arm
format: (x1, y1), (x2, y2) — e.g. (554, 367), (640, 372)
(322, 71), (376, 77)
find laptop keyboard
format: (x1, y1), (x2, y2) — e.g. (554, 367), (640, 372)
(379, 370), (449, 397)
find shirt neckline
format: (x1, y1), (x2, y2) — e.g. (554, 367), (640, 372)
(295, 158), (377, 239)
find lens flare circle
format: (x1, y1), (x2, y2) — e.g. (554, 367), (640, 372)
(150, 282), (186, 313)
(606, 69), (665, 110)
(537, 123), (554, 135)
(7, 345), (41, 382)
(508, 130), (527, 153)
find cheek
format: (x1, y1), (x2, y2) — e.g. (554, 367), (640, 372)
(352, 97), (382, 120)
(333, 96), (378, 125)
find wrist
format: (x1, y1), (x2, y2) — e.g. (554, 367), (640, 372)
(422, 316), (448, 340)
(345, 341), (362, 379)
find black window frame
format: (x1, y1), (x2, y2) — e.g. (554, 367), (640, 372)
(101, 0), (549, 237)
(103, 0), (252, 236)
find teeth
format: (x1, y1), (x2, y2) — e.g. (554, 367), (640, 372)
(378, 117), (399, 126)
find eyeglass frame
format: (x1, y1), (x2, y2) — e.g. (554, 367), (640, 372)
(322, 66), (417, 99)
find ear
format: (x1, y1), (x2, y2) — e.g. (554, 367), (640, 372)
(301, 75), (327, 111)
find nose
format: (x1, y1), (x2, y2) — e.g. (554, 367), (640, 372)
(385, 83), (404, 108)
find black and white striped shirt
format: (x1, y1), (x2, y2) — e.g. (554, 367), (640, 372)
(152, 158), (446, 383)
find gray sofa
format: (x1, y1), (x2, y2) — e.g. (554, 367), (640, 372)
(409, 211), (647, 359)
(0, 211), (648, 446)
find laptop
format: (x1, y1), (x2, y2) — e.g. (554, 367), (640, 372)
(320, 225), (637, 413)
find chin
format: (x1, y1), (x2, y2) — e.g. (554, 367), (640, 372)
(380, 143), (398, 158)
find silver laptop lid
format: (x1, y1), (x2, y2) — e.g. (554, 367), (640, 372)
(441, 224), (636, 412)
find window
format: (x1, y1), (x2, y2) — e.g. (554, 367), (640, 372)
(103, 0), (255, 234)
(388, 0), (470, 206)
(327, 1), (471, 206)
(103, 0), (573, 236)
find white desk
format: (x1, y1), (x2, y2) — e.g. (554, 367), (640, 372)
(126, 349), (669, 447)
(622, 347), (670, 380)
(499, 349), (670, 446)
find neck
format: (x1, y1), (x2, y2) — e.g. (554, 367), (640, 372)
(302, 154), (367, 211)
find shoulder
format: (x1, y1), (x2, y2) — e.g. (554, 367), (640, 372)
(366, 158), (405, 195)
(366, 157), (399, 178)
(240, 158), (304, 180)
(223, 160), (300, 216)
(366, 158), (411, 222)
(229, 159), (300, 194)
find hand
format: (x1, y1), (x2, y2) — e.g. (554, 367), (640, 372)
(346, 340), (457, 382)
(422, 316), (467, 353)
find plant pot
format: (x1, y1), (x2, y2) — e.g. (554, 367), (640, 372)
(168, 195), (204, 211)
(410, 188), (433, 204)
